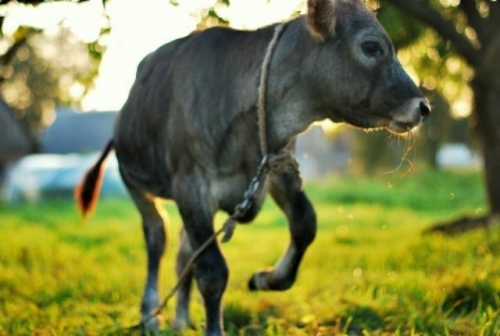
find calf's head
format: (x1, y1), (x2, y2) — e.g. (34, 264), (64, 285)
(306, 0), (430, 134)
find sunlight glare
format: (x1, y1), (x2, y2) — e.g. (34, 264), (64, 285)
(83, 0), (304, 110)
(2, 0), (104, 42)
(217, 0), (305, 30)
(64, 0), (105, 43)
(452, 99), (472, 118)
(83, 0), (197, 110)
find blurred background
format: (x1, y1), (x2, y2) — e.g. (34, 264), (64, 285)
(0, 0), (492, 207)
(2, 3), (499, 333)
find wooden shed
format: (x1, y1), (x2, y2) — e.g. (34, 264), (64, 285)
(40, 110), (117, 154)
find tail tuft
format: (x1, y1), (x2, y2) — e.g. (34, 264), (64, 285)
(75, 162), (106, 218)
(75, 141), (114, 219)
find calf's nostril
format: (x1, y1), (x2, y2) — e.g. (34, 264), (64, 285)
(420, 101), (431, 120)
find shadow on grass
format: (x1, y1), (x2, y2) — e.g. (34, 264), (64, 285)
(222, 301), (381, 335)
(223, 301), (281, 335)
(443, 281), (499, 316)
(343, 305), (384, 331)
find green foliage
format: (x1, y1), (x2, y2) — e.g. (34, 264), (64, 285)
(377, 5), (426, 50)
(0, 170), (499, 335)
(195, 0), (231, 29)
(0, 27), (100, 136)
(0, 1), (109, 138)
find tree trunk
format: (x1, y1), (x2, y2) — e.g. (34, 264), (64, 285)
(426, 36), (500, 235)
(473, 35), (500, 216)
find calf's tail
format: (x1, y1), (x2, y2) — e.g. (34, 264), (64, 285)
(75, 140), (114, 219)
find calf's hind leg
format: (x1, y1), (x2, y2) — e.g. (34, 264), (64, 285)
(173, 228), (194, 330)
(126, 185), (168, 331)
(249, 173), (317, 291)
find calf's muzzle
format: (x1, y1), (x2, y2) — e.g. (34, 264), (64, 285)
(388, 97), (431, 134)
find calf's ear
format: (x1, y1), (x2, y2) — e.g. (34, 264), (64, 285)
(307, 0), (337, 41)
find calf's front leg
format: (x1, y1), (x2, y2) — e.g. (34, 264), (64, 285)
(173, 173), (228, 336)
(249, 172), (317, 291)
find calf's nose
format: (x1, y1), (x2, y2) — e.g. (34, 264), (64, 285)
(419, 100), (431, 121)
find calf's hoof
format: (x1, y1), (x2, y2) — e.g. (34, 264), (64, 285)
(140, 315), (160, 335)
(172, 318), (196, 332)
(248, 271), (267, 291)
(248, 270), (294, 291)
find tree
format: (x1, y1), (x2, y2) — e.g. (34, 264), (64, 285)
(0, 0), (109, 139)
(374, 0), (500, 231)
(1, 27), (103, 137)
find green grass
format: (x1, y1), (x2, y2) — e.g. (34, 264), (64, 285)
(1, 169), (499, 335)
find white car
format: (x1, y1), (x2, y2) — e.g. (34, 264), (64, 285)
(3, 152), (127, 202)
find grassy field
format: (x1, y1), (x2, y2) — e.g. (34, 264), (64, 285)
(1, 169), (499, 335)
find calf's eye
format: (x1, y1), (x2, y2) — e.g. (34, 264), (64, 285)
(361, 41), (383, 58)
